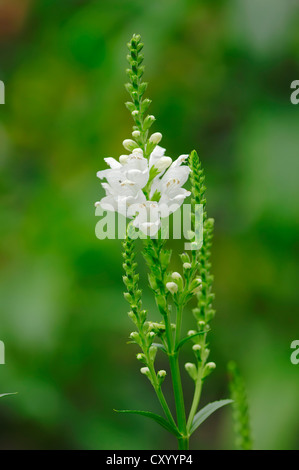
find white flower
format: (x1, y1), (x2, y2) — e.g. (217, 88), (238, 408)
(96, 135), (191, 236)
(128, 201), (160, 237)
(150, 154), (191, 213)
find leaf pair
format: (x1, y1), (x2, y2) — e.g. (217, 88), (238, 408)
(115, 399), (233, 438)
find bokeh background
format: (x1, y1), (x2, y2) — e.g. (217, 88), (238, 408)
(0, 0), (298, 450)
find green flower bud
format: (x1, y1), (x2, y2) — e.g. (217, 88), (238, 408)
(203, 362), (216, 378)
(183, 262), (192, 270)
(149, 345), (157, 362)
(157, 370), (167, 384)
(143, 114), (155, 130)
(136, 353), (146, 362)
(140, 366), (150, 377)
(184, 362), (197, 381)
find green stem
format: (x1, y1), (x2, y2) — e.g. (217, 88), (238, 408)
(187, 367), (203, 431)
(148, 362), (177, 429)
(164, 311), (188, 444)
(175, 304), (183, 346)
(178, 436), (189, 450)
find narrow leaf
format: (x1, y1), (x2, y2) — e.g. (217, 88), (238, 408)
(190, 399), (233, 434)
(152, 343), (167, 354)
(115, 409), (180, 437)
(0, 393), (17, 398)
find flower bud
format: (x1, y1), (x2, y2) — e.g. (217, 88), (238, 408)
(180, 252), (190, 264)
(153, 156), (172, 173)
(140, 367), (150, 376)
(149, 132), (162, 145)
(136, 353), (145, 361)
(171, 272), (182, 281)
(143, 115), (155, 130)
(157, 370), (167, 384)
(130, 331), (139, 341)
(132, 110), (139, 117)
(187, 330), (197, 336)
(132, 130), (141, 138)
(192, 344), (201, 352)
(149, 345), (157, 362)
(132, 147), (143, 157)
(124, 292), (133, 302)
(190, 278), (202, 294)
(119, 154), (129, 164)
(183, 262), (191, 270)
(166, 282), (178, 295)
(184, 362), (197, 381)
(123, 139), (138, 151)
(203, 362), (216, 378)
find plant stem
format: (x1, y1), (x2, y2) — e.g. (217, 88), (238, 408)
(187, 367), (203, 431)
(175, 304), (183, 346)
(164, 311), (188, 447)
(148, 362), (177, 429)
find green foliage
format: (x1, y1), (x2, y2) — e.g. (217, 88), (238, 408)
(115, 409), (181, 438)
(228, 361), (253, 450)
(190, 399), (233, 434)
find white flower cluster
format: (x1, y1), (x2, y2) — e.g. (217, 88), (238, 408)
(96, 134), (191, 236)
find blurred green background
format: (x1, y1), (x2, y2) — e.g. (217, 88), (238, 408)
(0, 0), (298, 450)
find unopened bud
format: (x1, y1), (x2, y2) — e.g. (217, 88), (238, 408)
(132, 130), (141, 138)
(187, 330), (197, 336)
(203, 362), (216, 378)
(153, 156), (172, 173)
(166, 282), (178, 294)
(136, 353), (145, 361)
(123, 139), (138, 151)
(119, 154), (129, 164)
(171, 272), (182, 281)
(143, 115), (155, 130)
(149, 132), (162, 145)
(132, 147), (143, 157)
(184, 362), (197, 381)
(140, 367), (150, 376)
(157, 370), (167, 384)
(130, 331), (139, 340)
(183, 262), (191, 269)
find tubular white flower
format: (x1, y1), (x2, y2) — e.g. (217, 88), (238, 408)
(96, 143), (191, 236)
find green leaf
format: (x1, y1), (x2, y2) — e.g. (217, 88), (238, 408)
(115, 409), (180, 437)
(190, 399), (233, 434)
(0, 393), (17, 398)
(175, 331), (206, 351)
(152, 343), (167, 354)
